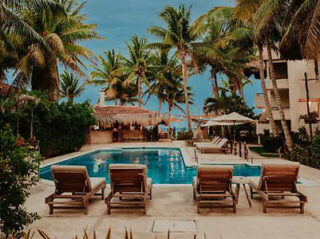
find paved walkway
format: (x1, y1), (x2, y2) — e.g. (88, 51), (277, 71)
(25, 141), (320, 239)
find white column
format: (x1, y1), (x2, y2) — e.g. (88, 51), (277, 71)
(99, 89), (105, 106)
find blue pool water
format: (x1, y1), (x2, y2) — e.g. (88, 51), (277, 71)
(40, 147), (261, 184)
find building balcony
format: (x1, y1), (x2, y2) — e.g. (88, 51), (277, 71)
(255, 93), (265, 109)
(272, 107), (291, 120)
(256, 121), (270, 135)
(266, 78), (289, 90)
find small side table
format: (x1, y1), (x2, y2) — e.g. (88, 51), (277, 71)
(232, 176), (252, 207)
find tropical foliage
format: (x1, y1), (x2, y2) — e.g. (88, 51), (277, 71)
(148, 5), (205, 129)
(60, 71), (85, 103)
(0, 0), (100, 100)
(0, 124), (41, 237)
(1, 93), (95, 157)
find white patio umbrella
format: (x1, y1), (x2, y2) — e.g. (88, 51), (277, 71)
(202, 121), (242, 127)
(211, 112), (255, 124)
(210, 112), (255, 144)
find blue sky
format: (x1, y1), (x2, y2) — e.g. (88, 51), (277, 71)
(75, 0), (262, 123)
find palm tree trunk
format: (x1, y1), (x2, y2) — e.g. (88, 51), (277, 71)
(114, 97), (118, 105)
(238, 80), (245, 99)
(266, 40), (293, 150)
(211, 68), (220, 99)
(158, 98), (162, 115)
(137, 75), (142, 107)
(258, 46), (278, 136)
(32, 63), (59, 101)
(168, 104), (172, 139)
(180, 53), (191, 130)
(30, 105), (33, 139)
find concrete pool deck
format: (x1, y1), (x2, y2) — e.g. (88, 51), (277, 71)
(25, 141), (320, 239)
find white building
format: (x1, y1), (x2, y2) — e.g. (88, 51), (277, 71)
(254, 50), (320, 137)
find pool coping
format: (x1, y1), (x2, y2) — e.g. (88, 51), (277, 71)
(40, 146), (260, 168)
(40, 146), (317, 187)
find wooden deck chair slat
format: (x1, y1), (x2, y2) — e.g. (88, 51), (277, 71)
(248, 163), (307, 214)
(45, 165), (106, 215)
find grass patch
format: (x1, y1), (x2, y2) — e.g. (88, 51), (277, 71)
(249, 146), (281, 158)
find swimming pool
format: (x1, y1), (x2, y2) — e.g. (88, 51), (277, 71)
(40, 147), (261, 184)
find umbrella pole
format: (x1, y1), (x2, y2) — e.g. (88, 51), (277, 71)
(233, 121), (236, 153)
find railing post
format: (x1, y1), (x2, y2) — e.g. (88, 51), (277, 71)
(239, 142), (242, 158)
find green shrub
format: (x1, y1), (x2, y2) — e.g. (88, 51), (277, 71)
(0, 125), (41, 237)
(311, 135), (320, 168)
(35, 101), (95, 156)
(261, 135), (283, 153)
(177, 129), (193, 140)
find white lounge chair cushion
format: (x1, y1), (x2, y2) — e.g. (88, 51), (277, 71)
(109, 164), (147, 170)
(90, 177), (107, 189)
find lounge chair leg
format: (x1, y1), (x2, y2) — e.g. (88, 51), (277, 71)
(250, 187), (253, 199)
(83, 200), (88, 215)
(143, 205), (147, 215)
(300, 203), (305, 214)
(107, 207), (111, 215)
(101, 187), (105, 200)
(196, 201), (200, 214)
(263, 202), (267, 213)
(149, 188), (152, 200)
(233, 202), (236, 213)
(49, 205), (53, 215)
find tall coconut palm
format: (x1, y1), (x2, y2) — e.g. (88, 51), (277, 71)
(0, 0), (64, 50)
(120, 35), (151, 107)
(60, 71), (85, 103)
(234, 0), (279, 137)
(0, 0), (65, 85)
(194, 7), (254, 102)
(148, 5), (205, 130)
(146, 49), (180, 114)
(12, 0), (101, 101)
(88, 50), (124, 105)
(280, 0), (320, 73)
(166, 78), (193, 125)
(252, 0), (294, 150)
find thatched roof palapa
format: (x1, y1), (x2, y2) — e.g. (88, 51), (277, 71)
(93, 105), (164, 127)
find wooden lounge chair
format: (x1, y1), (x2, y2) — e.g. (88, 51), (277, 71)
(248, 163), (307, 213)
(196, 138), (229, 154)
(193, 165), (236, 213)
(105, 164), (153, 214)
(194, 136), (220, 147)
(45, 165), (106, 215)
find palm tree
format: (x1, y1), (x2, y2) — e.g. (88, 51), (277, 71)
(279, 0), (320, 74)
(148, 5), (205, 130)
(60, 71), (85, 103)
(120, 35), (151, 107)
(0, 0), (64, 84)
(146, 49), (180, 114)
(1, 92), (41, 139)
(88, 50), (124, 105)
(252, 0), (294, 150)
(10, 0), (101, 101)
(166, 78), (193, 120)
(0, 0), (64, 50)
(234, 0), (279, 137)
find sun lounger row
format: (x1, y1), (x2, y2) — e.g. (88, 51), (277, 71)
(45, 163), (307, 215)
(194, 137), (229, 153)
